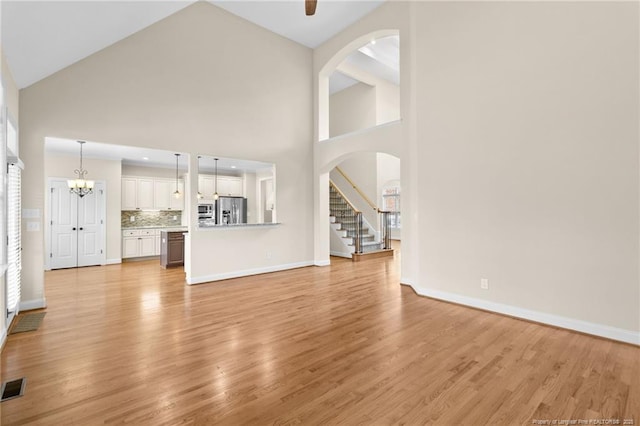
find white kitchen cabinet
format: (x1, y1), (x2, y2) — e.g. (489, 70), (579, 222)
(122, 176), (184, 211)
(155, 235), (161, 256)
(198, 176), (216, 202)
(122, 229), (161, 258)
(217, 176), (243, 197)
(154, 180), (172, 210)
(139, 236), (156, 256)
(122, 237), (140, 258)
(198, 175), (242, 200)
(169, 181), (185, 210)
(121, 178), (138, 210)
(137, 179), (155, 209)
(159, 179), (184, 210)
(122, 177), (154, 210)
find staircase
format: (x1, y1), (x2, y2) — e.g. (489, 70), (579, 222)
(330, 183), (393, 260)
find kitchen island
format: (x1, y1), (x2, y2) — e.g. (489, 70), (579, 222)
(160, 230), (188, 268)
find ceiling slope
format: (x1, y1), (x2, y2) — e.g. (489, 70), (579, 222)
(1, 0), (385, 89)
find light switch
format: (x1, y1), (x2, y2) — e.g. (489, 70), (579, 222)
(26, 221), (40, 232)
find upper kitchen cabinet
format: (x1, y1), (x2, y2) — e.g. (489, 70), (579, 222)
(154, 180), (184, 210)
(122, 176), (184, 211)
(218, 176), (243, 197)
(198, 175), (215, 201)
(122, 177), (154, 210)
(198, 175), (243, 201)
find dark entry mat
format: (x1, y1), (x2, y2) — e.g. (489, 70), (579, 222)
(9, 312), (46, 334)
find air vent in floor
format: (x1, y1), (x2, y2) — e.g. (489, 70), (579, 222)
(1, 378), (26, 402)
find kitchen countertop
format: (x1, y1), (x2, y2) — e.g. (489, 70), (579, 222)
(123, 226), (187, 230)
(198, 223), (280, 229)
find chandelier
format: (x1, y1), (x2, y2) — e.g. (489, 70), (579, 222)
(67, 141), (94, 197)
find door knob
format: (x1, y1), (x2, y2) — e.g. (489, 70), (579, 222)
(72, 227), (76, 231)
(79, 227), (84, 231)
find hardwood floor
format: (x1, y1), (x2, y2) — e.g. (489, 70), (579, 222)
(2, 249), (638, 425)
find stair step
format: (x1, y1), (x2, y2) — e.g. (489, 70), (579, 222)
(352, 248), (394, 261)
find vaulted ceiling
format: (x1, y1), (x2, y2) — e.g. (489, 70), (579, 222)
(1, 0), (385, 90)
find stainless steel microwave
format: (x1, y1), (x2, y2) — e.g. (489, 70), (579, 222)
(198, 204), (213, 219)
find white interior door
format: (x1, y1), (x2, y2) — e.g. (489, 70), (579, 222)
(49, 179), (106, 269)
(77, 182), (104, 267)
(50, 180), (78, 269)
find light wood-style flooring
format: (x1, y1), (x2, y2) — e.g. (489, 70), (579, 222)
(2, 248), (638, 425)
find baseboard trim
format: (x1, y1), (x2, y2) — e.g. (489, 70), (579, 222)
(315, 260), (331, 266)
(0, 327), (7, 351)
(106, 258), (122, 265)
(329, 251), (352, 259)
(187, 261), (315, 285)
(20, 298), (47, 312)
(403, 283), (640, 346)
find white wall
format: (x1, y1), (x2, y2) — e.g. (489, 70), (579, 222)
(122, 164), (184, 179)
(19, 2), (313, 303)
(375, 81), (400, 126)
(44, 154), (122, 263)
(328, 73), (399, 139)
(329, 83), (376, 137)
(243, 172), (258, 224)
(1, 54), (18, 125)
(315, 1), (639, 342)
(412, 2), (639, 336)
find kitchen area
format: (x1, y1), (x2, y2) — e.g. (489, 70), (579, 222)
(44, 138), (278, 274)
(120, 167), (188, 268)
(196, 156), (276, 229)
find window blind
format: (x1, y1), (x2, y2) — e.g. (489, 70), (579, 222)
(7, 163), (21, 315)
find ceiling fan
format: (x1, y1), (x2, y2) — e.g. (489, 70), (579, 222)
(305, 0), (317, 16)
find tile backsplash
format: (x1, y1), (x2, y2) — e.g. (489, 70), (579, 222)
(122, 211), (183, 228)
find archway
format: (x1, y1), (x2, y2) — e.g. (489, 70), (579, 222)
(315, 149), (401, 264)
(317, 29), (400, 142)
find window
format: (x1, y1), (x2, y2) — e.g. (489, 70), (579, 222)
(7, 163), (21, 318)
(6, 115), (21, 324)
(382, 186), (401, 228)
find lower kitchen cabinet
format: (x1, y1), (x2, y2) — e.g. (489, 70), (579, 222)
(160, 231), (185, 268)
(122, 229), (161, 259)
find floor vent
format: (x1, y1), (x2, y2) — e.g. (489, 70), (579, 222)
(1, 378), (26, 402)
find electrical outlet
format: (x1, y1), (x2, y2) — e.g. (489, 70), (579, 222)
(266, 251), (272, 259)
(172, 215), (177, 220)
(130, 216), (135, 222)
(480, 278), (489, 290)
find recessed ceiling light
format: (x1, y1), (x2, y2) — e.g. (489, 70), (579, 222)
(142, 157), (149, 160)
(371, 39), (376, 45)
(231, 166), (236, 169)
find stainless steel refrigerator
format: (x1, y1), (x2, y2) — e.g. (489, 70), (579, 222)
(216, 196), (247, 225)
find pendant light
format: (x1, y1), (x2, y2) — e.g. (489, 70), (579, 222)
(197, 156), (203, 200)
(214, 158), (219, 200)
(173, 153), (181, 199)
(67, 140), (95, 198)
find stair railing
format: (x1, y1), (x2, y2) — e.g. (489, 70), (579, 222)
(335, 166), (377, 212)
(329, 180), (363, 254)
(334, 167), (392, 251)
(379, 210), (392, 250)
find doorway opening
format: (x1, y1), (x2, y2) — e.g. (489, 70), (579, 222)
(326, 152), (401, 261)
